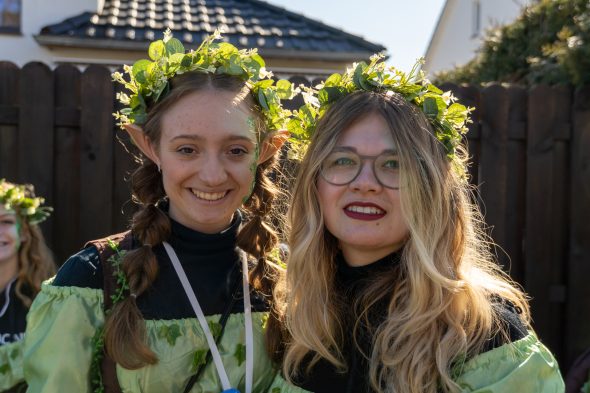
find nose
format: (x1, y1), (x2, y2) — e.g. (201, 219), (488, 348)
(349, 159), (381, 193)
(198, 154), (228, 186)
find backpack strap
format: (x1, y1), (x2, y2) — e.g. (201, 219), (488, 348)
(86, 231), (134, 393)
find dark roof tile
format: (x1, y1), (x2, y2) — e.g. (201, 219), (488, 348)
(38, 0), (385, 57)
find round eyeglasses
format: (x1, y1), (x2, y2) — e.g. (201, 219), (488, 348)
(320, 149), (400, 189)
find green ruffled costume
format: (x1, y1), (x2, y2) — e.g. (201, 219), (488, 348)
(268, 333), (565, 393)
(0, 341), (24, 391)
(22, 280), (275, 393)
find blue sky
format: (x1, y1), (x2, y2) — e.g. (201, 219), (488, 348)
(267, 0), (447, 72)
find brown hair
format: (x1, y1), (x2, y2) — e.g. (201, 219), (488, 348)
(104, 72), (283, 369)
(15, 218), (55, 307)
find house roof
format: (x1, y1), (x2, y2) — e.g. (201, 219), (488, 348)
(36, 0), (386, 61)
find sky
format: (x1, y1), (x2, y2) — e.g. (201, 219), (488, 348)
(266, 0), (447, 72)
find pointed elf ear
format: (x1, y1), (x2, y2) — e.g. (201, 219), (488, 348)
(257, 130), (289, 164)
(124, 124), (160, 165)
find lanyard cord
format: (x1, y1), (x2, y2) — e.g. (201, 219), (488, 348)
(163, 242), (253, 393)
(0, 278), (16, 318)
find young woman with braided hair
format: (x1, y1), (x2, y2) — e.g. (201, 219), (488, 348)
(0, 180), (54, 392)
(22, 33), (290, 393)
(267, 58), (565, 393)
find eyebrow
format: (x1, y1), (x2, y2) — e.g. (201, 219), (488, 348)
(169, 134), (256, 144)
(333, 146), (398, 154)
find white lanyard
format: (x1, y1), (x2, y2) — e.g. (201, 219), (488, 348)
(163, 242), (253, 393)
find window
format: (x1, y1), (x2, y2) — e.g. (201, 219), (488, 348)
(0, 0), (21, 33)
(471, 0), (481, 38)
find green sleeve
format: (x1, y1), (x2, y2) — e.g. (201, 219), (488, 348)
(265, 334), (564, 393)
(0, 340), (24, 391)
(22, 281), (104, 393)
(454, 333), (565, 392)
(266, 373), (311, 393)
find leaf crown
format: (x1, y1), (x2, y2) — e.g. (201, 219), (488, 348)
(113, 29), (294, 136)
(0, 179), (52, 224)
(287, 54), (473, 161)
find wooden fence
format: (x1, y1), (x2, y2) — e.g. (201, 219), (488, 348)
(0, 62), (589, 373)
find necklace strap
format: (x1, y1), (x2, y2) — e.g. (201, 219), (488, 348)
(163, 242), (253, 393)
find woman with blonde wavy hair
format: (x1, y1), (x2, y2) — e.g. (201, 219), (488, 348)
(267, 58), (564, 393)
(0, 179), (55, 392)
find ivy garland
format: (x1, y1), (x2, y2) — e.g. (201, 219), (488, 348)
(89, 239), (130, 393)
(112, 29), (294, 138)
(287, 54), (474, 163)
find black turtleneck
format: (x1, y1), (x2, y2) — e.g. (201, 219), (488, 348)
(53, 213), (268, 318)
(293, 250), (528, 393)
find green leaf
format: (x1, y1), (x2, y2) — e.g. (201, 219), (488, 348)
(132, 59), (151, 79)
(272, 388), (281, 393)
(165, 37), (184, 55)
(10, 348), (19, 360)
(423, 97), (439, 118)
(180, 54), (193, 68)
(148, 40), (166, 61)
(258, 89), (269, 111)
(318, 86), (343, 105)
(227, 54), (244, 75)
(276, 79), (293, 99)
(233, 343), (246, 366)
(192, 349), (207, 372)
(324, 73), (342, 87)
(208, 320), (222, 340)
(250, 53), (265, 68)
(0, 363), (9, 374)
(161, 323), (182, 346)
(427, 84), (443, 94)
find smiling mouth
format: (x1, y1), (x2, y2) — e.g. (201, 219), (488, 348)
(345, 205), (385, 215)
(343, 204), (386, 221)
(191, 189), (228, 201)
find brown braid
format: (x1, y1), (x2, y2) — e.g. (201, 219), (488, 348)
(238, 152), (282, 296)
(103, 160), (170, 369)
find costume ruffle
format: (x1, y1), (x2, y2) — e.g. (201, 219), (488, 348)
(23, 280), (275, 393)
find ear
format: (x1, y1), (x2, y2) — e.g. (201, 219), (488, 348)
(257, 130), (289, 164)
(124, 123), (160, 165)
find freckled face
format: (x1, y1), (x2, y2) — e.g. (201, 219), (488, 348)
(0, 205), (20, 267)
(156, 89), (259, 233)
(317, 113), (409, 266)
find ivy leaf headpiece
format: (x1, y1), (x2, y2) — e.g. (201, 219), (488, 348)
(113, 29), (294, 135)
(288, 54), (473, 161)
(0, 179), (52, 224)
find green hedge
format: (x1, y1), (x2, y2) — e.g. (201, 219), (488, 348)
(434, 0), (590, 86)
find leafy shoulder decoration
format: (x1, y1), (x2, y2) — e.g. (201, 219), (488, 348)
(90, 239), (130, 393)
(288, 54), (473, 161)
(113, 29), (294, 135)
(0, 179), (52, 224)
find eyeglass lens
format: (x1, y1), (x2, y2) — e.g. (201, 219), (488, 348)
(320, 150), (400, 189)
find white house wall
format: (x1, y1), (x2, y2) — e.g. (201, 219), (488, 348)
(0, 0), (100, 66)
(424, 0), (531, 74)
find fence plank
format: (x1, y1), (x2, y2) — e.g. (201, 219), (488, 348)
(525, 84), (568, 359)
(504, 86), (527, 282)
(79, 65), (114, 243)
(18, 62), (54, 244)
(479, 84), (509, 269)
(566, 86), (590, 367)
(0, 62), (19, 180)
(53, 65), (82, 264)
